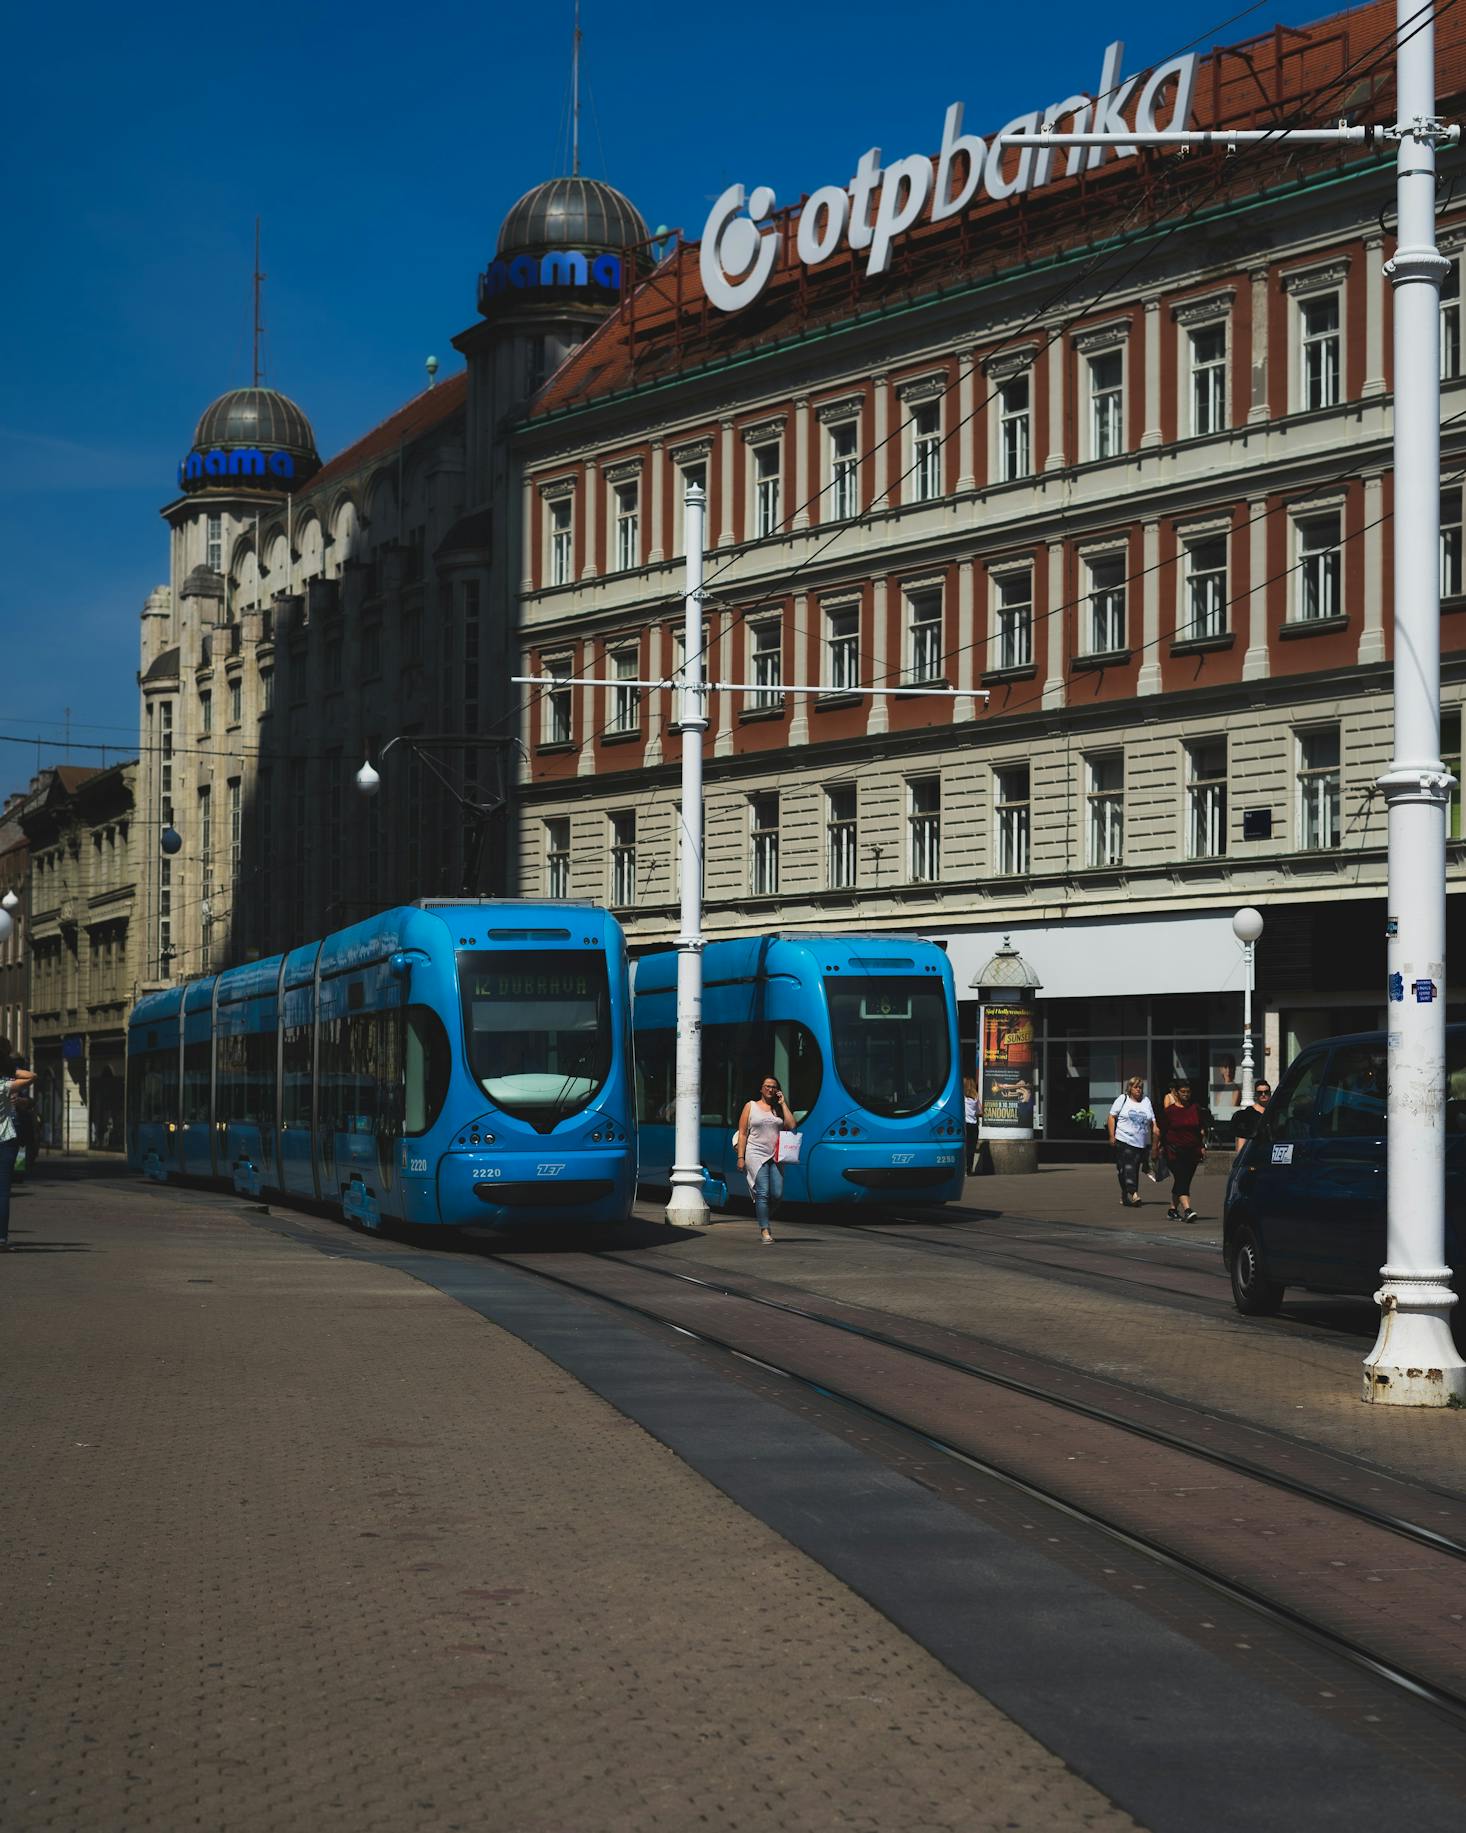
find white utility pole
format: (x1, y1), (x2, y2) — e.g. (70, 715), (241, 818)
(1003, 1), (1463, 1403)
(665, 483), (710, 1228)
(1365, 1), (1463, 1402)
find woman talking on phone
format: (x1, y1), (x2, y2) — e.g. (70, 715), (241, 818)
(736, 1073), (795, 1244)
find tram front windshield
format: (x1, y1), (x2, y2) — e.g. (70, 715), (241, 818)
(459, 951), (612, 1127)
(824, 977), (950, 1118)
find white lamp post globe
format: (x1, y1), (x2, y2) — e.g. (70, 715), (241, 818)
(1, 889), (18, 912)
(355, 760), (382, 796)
(1232, 906), (1265, 944)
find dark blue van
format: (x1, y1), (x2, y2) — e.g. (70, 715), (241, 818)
(1223, 1024), (1466, 1346)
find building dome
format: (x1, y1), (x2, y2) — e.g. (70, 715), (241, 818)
(496, 176), (650, 260)
(179, 386), (320, 497)
(192, 387), (318, 457)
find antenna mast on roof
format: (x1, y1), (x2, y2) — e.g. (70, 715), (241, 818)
(252, 217), (266, 388)
(571, 0), (581, 176)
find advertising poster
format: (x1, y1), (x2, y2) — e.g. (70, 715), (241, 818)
(982, 1004), (1035, 1130)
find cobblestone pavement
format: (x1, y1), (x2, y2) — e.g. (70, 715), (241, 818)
(680, 1164), (1466, 1499)
(0, 1175), (1139, 1833)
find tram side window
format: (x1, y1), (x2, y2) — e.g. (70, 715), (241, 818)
(282, 1018), (313, 1128)
(404, 1006), (450, 1135)
(129, 1044), (179, 1129)
(701, 1022), (821, 1125)
(635, 1026), (676, 1125)
(317, 1015), (344, 1135)
(244, 1008), (277, 1124)
(769, 1021), (821, 1123)
(216, 1028), (247, 1123)
(183, 1039), (211, 1126)
(321, 1009), (403, 1137)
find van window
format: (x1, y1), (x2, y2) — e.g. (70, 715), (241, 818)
(1317, 1043), (1388, 1139)
(1267, 1055), (1326, 1142)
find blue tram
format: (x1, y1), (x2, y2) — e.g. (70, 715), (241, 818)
(127, 901), (636, 1231)
(633, 934), (965, 1208)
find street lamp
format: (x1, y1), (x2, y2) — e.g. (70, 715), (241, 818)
(160, 823), (183, 855)
(1231, 907), (1264, 1108)
(1, 890), (18, 912)
(354, 734), (517, 895)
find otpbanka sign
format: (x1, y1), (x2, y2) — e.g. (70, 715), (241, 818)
(699, 40), (1197, 312)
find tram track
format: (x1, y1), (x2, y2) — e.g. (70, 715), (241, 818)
(497, 1244), (1466, 1730)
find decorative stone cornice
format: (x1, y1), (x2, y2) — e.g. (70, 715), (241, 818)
(538, 475), (578, 501)
(1280, 258), (1350, 296)
(815, 394), (864, 426)
(603, 458), (644, 484)
(1171, 287), (1237, 326)
(895, 371), (947, 403)
(983, 343), (1038, 379)
(669, 437), (713, 465)
(1071, 316), (1131, 354)
(741, 416), (787, 446)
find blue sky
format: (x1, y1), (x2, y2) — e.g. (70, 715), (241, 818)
(2, 0), (1275, 788)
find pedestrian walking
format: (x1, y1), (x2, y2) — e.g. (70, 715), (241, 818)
(735, 1073), (795, 1244)
(0, 1042), (38, 1250)
(1158, 1079), (1207, 1222)
(1107, 1076), (1158, 1208)
(1231, 1078), (1273, 1155)
(963, 1075), (980, 1175)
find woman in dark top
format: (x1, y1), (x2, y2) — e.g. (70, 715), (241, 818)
(1157, 1079), (1207, 1222)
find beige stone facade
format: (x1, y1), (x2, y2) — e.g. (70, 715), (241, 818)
(20, 764), (142, 1151)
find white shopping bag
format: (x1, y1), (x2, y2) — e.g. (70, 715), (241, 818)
(775, 1129), (802, 1164)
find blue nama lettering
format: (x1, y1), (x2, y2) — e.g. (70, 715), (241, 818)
(480, 249), (621, 303)
(178, 447), (298, 488)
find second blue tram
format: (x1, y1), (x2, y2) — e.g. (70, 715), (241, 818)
(127, 901), (636, 1231)
(633, 933), (965, 1208)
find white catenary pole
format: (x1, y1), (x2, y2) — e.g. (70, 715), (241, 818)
(1363, 0), (1465, 1403)
(665, 482), (710, 1228)
(999, 9), (1463, 1403)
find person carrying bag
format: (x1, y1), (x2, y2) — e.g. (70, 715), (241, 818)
(1107, 1077), (1159, 1209)
(735, 1073), (795, 1243)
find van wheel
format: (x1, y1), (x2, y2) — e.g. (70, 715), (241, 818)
(1229, 1223), (1284, 1316)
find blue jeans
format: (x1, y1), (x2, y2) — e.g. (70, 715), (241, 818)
(0, 1136), (20, 1242)
(752, 1158), (783, 1230)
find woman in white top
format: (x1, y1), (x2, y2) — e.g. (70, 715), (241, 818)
(1106, 1076), (1159, 1209)
(736, 1074), (795, 1243)
(0, 1044), (38, 1250)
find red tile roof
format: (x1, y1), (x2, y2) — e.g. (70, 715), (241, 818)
(308, 369), (468, 496)
(530, 0), (1461, 419)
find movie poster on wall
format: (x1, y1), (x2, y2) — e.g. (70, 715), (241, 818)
(982, 1004), (1035, 1129)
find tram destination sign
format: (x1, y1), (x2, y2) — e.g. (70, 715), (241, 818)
(699, 39), (1197, 311)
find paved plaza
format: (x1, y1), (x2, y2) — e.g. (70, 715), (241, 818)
(2, 1161), (1462, 1832)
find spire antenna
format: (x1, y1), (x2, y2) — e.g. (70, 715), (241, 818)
(252, 217), (267, 388)
(571, 0), (581, 176)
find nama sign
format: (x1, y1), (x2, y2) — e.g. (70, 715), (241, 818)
(700, 40), (1197, 312)
(177, 446), (303, 491)
(479, 248), (624, 312)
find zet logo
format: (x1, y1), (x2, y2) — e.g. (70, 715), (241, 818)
(700, 184), (779, 312)
(536, 1162), (566, 1178)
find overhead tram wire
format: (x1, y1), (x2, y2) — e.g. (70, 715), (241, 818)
(675, 0), (1447, 652)
(508, 0), (1446, 767)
